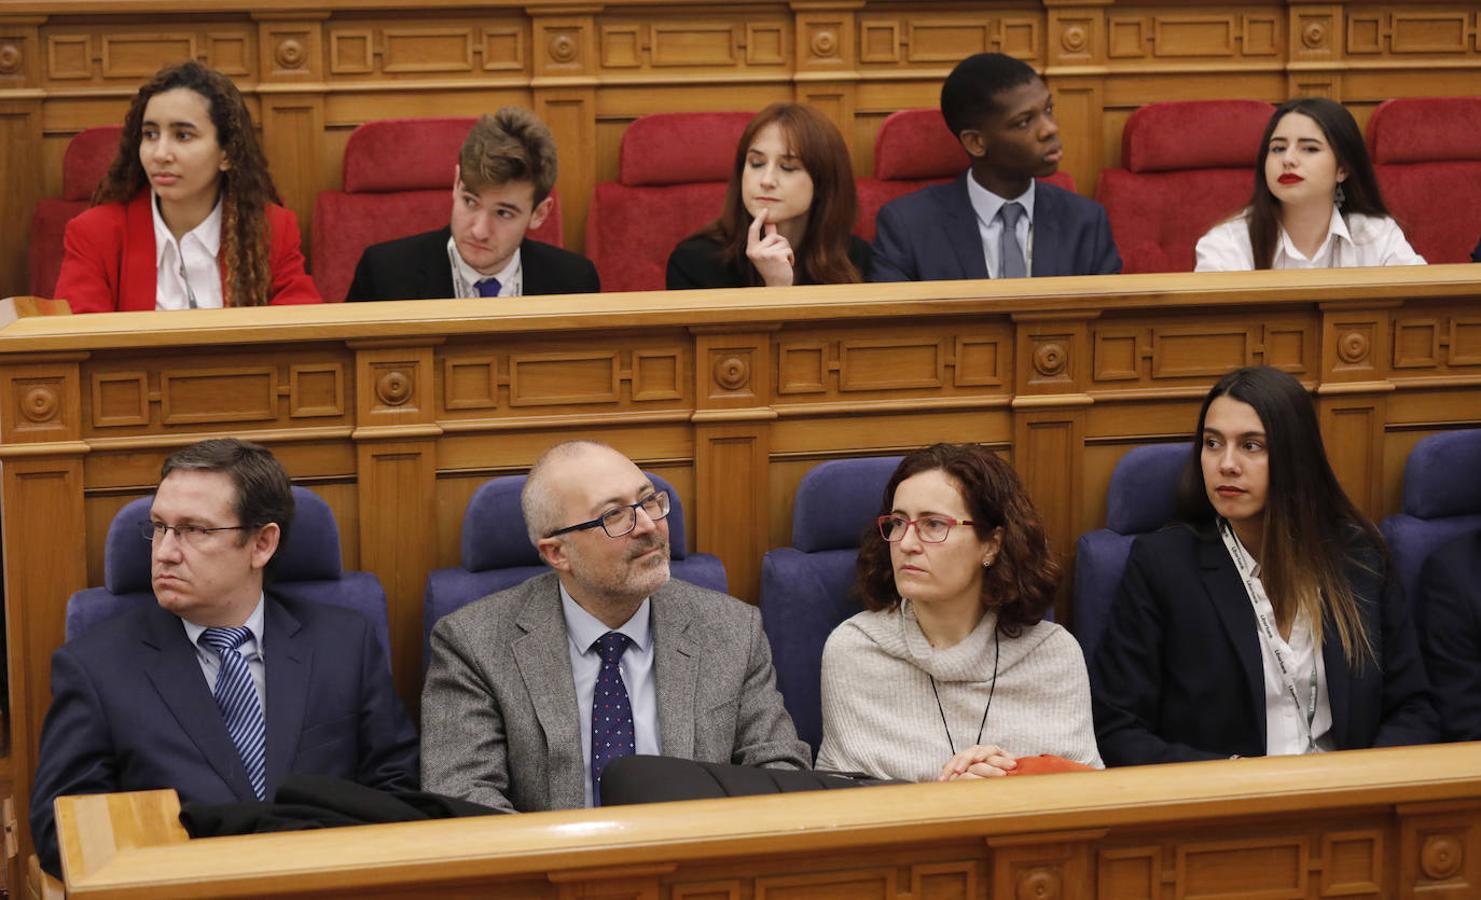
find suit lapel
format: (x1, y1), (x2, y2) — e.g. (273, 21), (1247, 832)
(1197, 532), (1268, 747)
(263, 595), (310, 794)
(141, 607), (257, 800)
(423, 227), (456, 299)
(124, 192), (160, 311)
(1319, 605), (1351, 748)
(942, 175), (990, 280)
(519, 240), (549, 296)
(652, 583), (698, 759)
(1031, 184), (1061, 277)
(511, 580), (584, 809)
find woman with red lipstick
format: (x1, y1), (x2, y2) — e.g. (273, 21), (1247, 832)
(816, 444), (1102, 782)
(1091, 366), (1437, 766)
(53, 61), (320, 312)
(666, 103), (870, 289)
(1195, 97), (1424, 271)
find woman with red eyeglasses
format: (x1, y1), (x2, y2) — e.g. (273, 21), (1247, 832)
(815, 443), (1101, 782)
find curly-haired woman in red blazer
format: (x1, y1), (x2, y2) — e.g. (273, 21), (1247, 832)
(54, 61), (320, 312)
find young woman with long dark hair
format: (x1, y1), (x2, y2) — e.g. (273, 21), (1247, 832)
(1091, 366), (1437, 765)
(54, 60), (320, 312)
(1195, 97), (1424, 270)
(666, 103), (870, 288)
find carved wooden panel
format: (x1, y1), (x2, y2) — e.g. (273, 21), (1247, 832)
(1400, 804), (1480, 897)
(1109, 13), (1287, 59)
(289, 364), (347, 418)
(910, 861), (977, 900)
(1322, 829), (1383, 896)
(1153, 325), (1252, 379)
(1098, 845), (1160, 897)
(5, 367), (79, 443)
(775, 324), (1011, 402)
(754, 867), (897, 898)
(42, 26), (256, 83)
(90, 372), (149, 428)
(1176, 836), (1309, 897)
(672, 881), (742, 900)
(441, 342), (689, 413)
(384, 28), (475, 73)
(1349, 10), (1476, 55)
(160, 368), (276, 426)
(839, 338), (945, 391)
(1450, 318), (1481, 366)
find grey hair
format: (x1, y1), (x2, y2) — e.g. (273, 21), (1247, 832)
(520, 440), (616, 546)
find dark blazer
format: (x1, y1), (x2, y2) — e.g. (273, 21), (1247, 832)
(1417, 530), (1481, 741)
(1472, 236), (1480, 263)
(666, 233), (873, 289)
(345, 227), (599, 301)
(31, 595), (418, 876)
(1090, 525), (1437, 766)
(869, 173), (1121, 282)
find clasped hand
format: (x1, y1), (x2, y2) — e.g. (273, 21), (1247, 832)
(939, 744), (1018, 780)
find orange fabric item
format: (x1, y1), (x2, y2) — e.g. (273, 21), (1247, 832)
(1004, 755), (1095, 776)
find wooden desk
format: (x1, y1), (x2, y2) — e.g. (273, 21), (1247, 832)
(53, 743), (1481, 898)
(6, 266), (1481, 869)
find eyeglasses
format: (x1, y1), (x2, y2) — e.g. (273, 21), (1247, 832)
(876, 514), (975, 543)
(141, 520), (250, 547)
(548, 491), (671, 539)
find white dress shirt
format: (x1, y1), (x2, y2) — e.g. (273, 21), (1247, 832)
(1195, 208), (1426, 271)
(559, 583), (659, 807)
(447, 236), (524, 298)
(181, 594), (268, 715)
(966, 172), (1036, 278)
(152, 191), (225, 310)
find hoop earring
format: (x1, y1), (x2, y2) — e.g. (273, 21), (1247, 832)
(1334, 182), (1346, 207)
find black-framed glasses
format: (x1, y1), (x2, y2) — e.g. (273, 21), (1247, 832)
(141, 520), (250, 548)
(548, 491), (671, 539)
(877, 514), (975, 543)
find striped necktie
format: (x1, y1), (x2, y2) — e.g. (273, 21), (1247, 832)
(199, 626), (267, 801)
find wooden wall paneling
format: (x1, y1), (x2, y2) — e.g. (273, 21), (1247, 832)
(1048, 75), (1103, 197)
(0, 11), (43, 298)
(987, 829), (1100, 900)
(256, 14), (328, 263)
(531, 8), (598, 250)
(1398, 800), (1481, 898)
(1318, 300), (1396, 520)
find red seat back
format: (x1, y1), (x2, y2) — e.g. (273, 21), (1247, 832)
(29, 125), (123, 297)
(1094, 100), (1273, 273)
(585, 112), (752, 292)
(312, 117), (563, 301)
(1368, 97), (1481, 264)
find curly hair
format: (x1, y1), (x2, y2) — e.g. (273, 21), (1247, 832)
(854, 443), (1060, 637)
(96, 60), (281, 307)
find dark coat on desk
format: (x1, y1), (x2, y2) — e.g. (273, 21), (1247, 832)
(1417, 529), (1481, 741)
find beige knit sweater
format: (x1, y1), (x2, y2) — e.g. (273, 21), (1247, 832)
(815, 600), (1103, 782)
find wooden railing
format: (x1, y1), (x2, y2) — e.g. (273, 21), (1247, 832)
(4, 265), (1481, 868)
(51, 743), (1481, 898)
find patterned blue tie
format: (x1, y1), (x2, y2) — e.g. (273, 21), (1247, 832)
(589, 632), (635, 804)
(998, 201), (1028, 278)
(475, 276), (502, 297)
(200, 626), (267, 801)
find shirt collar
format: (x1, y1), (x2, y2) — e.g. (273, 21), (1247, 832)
(559, 581), (653, 655)
(1277, 205), (1351, 263)
(449, 236), (522, 297)
(151, 190), (224, 265)
(966, 170), (1036, 229)
(181, 592), (267, 656)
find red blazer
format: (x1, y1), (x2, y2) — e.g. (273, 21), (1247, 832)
(54, 190), (322, 313)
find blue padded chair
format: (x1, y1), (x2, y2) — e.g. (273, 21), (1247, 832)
(1073, 443), (1190, 665)
(64, 486), (392, 665)
(422, 471), (725, 658)
(1379, 429), (1481, 609)
(759, 455), (902, 755)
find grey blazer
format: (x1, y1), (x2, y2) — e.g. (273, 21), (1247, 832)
(421, 571), (810, 811)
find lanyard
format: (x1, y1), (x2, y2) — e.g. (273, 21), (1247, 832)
(1219, 520), (1320, 753)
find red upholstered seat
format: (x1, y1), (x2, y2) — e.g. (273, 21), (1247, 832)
(855, 108), (1074, 243)
(29, 125), (123, 297)
(1367, 97), (1481, 264)
(311, 117), (563, 301)
(1094, 100), (1274, 273)
(585, 111), (752, 293)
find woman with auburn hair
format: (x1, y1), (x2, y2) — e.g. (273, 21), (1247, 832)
(816, 444), (1101, 782)
(1195, 97), (1424, 271)
(54, 60), (320, 312)
(666, 102), (870, 289)
(1091, 366), (1437, 766)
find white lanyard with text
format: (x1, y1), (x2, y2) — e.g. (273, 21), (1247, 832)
(1219, 519), (1320, 753)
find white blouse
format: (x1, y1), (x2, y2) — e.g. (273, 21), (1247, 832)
(1195, 207), (1426, 271)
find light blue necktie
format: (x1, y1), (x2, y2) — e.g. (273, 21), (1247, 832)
(200, 626), (267, 801)
(998, 201), (1028, 278)
(589, 632), (635, 805)
(475, 277), (502, 298)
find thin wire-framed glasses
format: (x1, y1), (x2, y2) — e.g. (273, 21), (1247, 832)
(140, 520), (250, 547)
(548, 491), (671, 539)
(876, 514), (975, 543)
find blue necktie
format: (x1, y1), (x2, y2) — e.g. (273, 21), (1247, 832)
(475, 276), (502, 297)
(998, 201), (1028, 278)
(200, 626), (267, 801)
(589, 632), (635, 804)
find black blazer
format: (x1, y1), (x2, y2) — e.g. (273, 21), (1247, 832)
(1090, 524), (1438, 766)
(345, 227), (599, 301)
(1417, 529), (1481, 741)
(666, 234), (872, 290)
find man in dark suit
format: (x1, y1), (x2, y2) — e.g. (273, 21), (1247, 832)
(31, 439), (418, 877)
(1417, 529), (1481, 741)
(346, 108), (599, 301)
(422, 441), (809, 812)
(871, 53), (1121, 282)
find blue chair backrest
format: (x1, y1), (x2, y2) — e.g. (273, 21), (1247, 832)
(759, 455), (902, 755)
(422, 471), (726, 660)
(1073, 443), (1190, 664)
(1380, 429), (1481, 608)
(64, 486), (393, 666)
